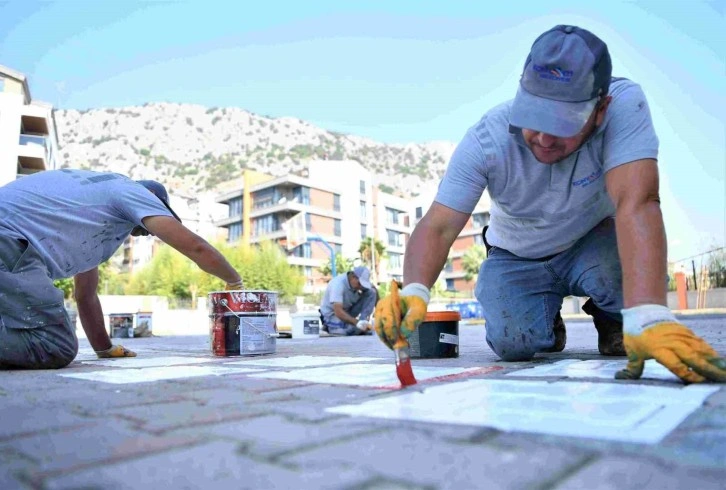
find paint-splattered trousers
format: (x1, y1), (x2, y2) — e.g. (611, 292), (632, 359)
(0, 235), (78, 369)
(320, 288), (377, 336)
(475, 218), (623, 361)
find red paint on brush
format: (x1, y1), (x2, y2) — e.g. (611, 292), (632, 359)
(394, 347), (417, 386)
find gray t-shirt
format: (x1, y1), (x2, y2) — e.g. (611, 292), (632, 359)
(435, 78), (659, 258)
(320, 272), (363, 323)
(0, 169), (176, 279)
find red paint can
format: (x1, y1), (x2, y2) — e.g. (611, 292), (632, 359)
(208, 290), (278, 357)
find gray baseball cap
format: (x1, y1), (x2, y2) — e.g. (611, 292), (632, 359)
(137, 180), (182, 222)
(510, 25), (612, 138)
(352, 266), (372, 289)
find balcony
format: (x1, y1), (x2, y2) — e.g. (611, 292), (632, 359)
(17, 134), (48, 171)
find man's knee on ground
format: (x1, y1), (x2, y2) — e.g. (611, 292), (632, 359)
(486, 337), (536, 362)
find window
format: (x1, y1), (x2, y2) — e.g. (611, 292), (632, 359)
(359, 180), (366, 194)
(415, 207), (423, 219)
(0, 77), (4, 91)
(360, 224), (367, 239)
(253, 215), (279, 236)
(228, 223), (242, 242)
(228, 197), (242, 218)
(474, 234), (484, 246)
(305, 213), (312, 232)
(292, 243), (312, 258)
(473, 212), (490, 229)
(444, 258), (454, 272)
(388, 253), (402, 269)
(387, 230), (403, 247)
(334, 219), (341, 237)
(385, 207), (399, 225)
(446, 279), (456, 291)
(359, 201), (366, 219)
(292, 186), (310, 205)
(333, 194), (341, 212)
(253, 188), (276, 209)
(334, 244), (343, 255)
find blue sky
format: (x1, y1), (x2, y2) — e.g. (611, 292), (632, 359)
(1, 0), (723, 261)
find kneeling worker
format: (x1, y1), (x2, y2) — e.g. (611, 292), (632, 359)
(320, 266), (376, 336)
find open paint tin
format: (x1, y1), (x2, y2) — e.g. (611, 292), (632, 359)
(208, 290), (278, 357)
(408, 310), (461, 359)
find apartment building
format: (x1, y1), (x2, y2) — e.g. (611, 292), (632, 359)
(215, 160), (491, 294)
(0, 65), (60, 185)
(215, 169), (345, 292)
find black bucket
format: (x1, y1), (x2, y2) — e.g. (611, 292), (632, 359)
(408, 311), (461, 359)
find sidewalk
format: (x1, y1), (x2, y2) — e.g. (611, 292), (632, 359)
(2, 315), (725, 489)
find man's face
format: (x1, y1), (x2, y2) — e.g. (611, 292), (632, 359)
(521, 97), (610, 164)
(130, 226), (149, 237)
(349, 274), (362, 291)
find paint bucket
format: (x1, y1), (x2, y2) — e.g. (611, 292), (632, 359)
(208, 290), (278, 356)
(290, 310), (321, 338)
(408, 311), (460, 359)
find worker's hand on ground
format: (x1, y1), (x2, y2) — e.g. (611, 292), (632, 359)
(615, 305), (726, 383)
(225, 279), (244, 291)
(95, 344), (137, 359)
(374, 281), (429, 350)
(356, 320), (372, 332)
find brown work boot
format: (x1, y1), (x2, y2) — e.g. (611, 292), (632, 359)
(543, 311), (567, 352)
(582, 298), (626, 356)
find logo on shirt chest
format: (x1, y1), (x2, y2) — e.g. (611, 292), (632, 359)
(572, 168), (603, 188)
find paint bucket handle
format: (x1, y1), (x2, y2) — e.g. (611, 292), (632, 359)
(219, 299), (279, 338)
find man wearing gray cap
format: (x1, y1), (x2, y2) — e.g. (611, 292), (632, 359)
(0, 169), (243, 369)
(375, 25), (725, 383)
(319, 266), (376, 336)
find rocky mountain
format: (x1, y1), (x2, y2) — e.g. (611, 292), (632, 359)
(54, 103), (456, 197)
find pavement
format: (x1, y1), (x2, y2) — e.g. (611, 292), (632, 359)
(2, 315), (725, 490)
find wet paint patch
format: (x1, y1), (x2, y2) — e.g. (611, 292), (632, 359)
(507, 359), (679, 382)
(224, 355), (384, 368)
(60, 365), (264, 384)
(326, 379), (719, 444)
(82, 356), (216, 368)
(248, 364), (487, 389)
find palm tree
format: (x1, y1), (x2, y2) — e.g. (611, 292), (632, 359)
(358, 237), (387, 279)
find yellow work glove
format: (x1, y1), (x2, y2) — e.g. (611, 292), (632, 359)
(615, 305), (726, 383)
(95, 344), (137, 359)
(374, 281), (429, 350)
(225, 280), (244, 291)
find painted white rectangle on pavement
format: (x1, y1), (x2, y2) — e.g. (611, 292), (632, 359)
(248, 363), (480, 388)
(327, 379), (719, 444)
(82, 356), (217, 368)
(60, 366), (264, 384)
(507, 359), (679, 382)
(225, 355), (384, 368)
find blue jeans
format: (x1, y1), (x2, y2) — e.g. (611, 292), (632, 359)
(475, 218), (623, 361)
(0, 236), (78, 369)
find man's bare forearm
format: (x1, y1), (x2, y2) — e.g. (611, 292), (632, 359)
(404, 220), (456, 288)
(76, 295), (113, 351)
(615, 201), (668, 308)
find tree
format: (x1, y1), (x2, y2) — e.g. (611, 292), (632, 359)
(358, 237), (386, 278)
(319, 253), (355, 280)
(462, 245), (488, 282)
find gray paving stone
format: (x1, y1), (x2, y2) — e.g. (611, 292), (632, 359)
(0, 418), (204, 478)
(286, 428), (586, 489)
(553, 456), (726, 490)
(106, 400), (268, 434)
(43, 440), (372, 490)
(171, 414), (381, 459)
(0, 405), (91, 441)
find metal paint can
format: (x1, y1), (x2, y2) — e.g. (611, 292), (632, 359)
(408, 311), (461, 359)
(208, 290), (278, 356)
